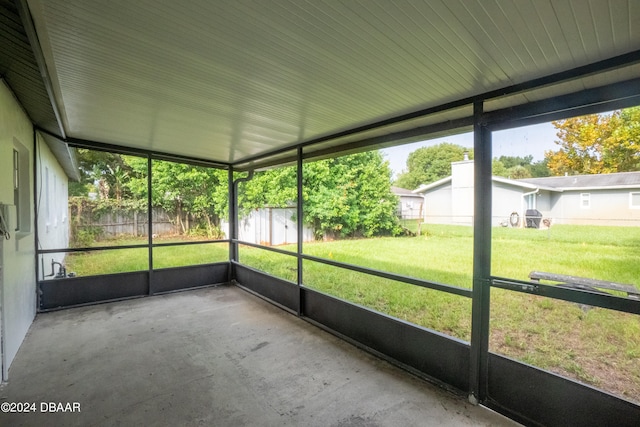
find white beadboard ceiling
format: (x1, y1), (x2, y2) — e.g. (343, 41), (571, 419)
(24, 0), (640, 164)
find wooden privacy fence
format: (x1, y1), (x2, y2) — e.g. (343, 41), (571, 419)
(72, 207), (177, 238)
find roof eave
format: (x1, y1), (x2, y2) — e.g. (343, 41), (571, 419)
(412, 177), (453, 193)
(558, 184), (640, 191)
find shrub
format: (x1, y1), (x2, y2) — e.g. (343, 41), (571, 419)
(72, 226), (103, 248)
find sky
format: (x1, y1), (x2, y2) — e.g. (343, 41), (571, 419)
(381, 121), (559, 179)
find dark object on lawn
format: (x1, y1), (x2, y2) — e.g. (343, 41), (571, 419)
(509, 211), (519, 227)
(525, 209), (542, 228)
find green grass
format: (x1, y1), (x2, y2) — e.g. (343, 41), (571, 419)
(491, 225), (640, 284)
(398, 218), (423, 234)
(239, 246), (298, 281)
(65, 238), (228, 274)
(62, 224), (640, 403)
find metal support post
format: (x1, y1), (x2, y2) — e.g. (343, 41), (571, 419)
(296, 147), (304, 315)
(230, 169), (254, 265)
(147, 154), (154, 294)
(228, 167), (236, 264)
(469, 101), (492, 404)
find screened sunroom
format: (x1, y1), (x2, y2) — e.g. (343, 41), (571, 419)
(1, 1), (639, 425)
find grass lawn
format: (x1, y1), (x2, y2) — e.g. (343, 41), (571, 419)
(63, 224), (640, 403)
(64, 237), (228, 274)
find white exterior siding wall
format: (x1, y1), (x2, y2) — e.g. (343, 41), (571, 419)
(37, 136), (69, 246)
(0, 81), (36, 380)
(555, 189), (640, 226)
(492, 183), (528, 227)
(548, 192), (564, 224)
(36, 135), (70, 279)
(536, 191), (552, 214)
(422, 184), (453, 224)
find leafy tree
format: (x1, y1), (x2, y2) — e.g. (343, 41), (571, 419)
(125, 158), (228, 237)
(396, 144), (550, 185)
(489, 160), (535, 178)
(605, 107), (640, 172)
(498, 154), (534, 169)
(492, 155), (549, 178)
(546, 107), (640, 175)
(529, 158), (551, 178)
(505, 165), (531, 179)
(395, 143), (472, 189)
(303, 151), (400, 238)
(491, 159), (508, 177)
(68, 149), (128, 197)
(107, 164), (129, 203)
(72, 148), (399, 240)
(239, 151), (400, 239)
(238, 167), (297, 213)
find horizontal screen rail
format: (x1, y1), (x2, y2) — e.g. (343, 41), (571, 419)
(38, 239), (229, 254)
(38, 244), (148, 254)
(152, 239), (229, 248)
(235, 240), (297, 256)
(233, 241), (471, 297)
(491, 277), (640, 315)
(302, 254), (472, 298)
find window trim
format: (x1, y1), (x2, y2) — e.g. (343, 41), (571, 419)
(580, 193), (591, 209)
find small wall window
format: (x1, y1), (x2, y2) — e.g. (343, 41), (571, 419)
(580, 193), (591, 209)
(630, 192), (640, 209)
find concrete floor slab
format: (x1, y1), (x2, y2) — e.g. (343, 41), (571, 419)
(0, 285), (519, 426)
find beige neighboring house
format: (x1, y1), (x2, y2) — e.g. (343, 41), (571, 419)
(413, 159), (640, 227)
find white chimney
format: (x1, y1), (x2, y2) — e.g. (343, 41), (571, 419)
(451, 158), (474, 189)
(451, 156), (474, 224)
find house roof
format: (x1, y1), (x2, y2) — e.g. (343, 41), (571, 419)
(492, 176), (545, 191)
(413, 175), (555, 194)
(413, 171), (640, 194)
(412, 177), (453, 194)
(40, 133), (80, 181)
(519, 172), (640, 190)
(2, 1), (640, 165)
(391, 186), (423, 198)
